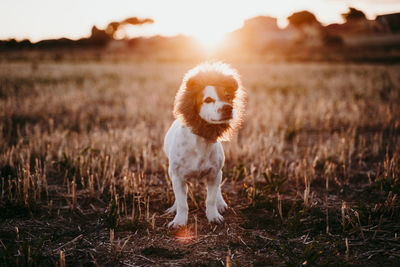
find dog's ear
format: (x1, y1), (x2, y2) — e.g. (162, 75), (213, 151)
(225, 76), (238, 93)
(186, 76), (202, 91)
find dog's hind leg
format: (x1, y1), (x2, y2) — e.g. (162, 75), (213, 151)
(216, 182), (228, 213)
(168, 175), (189, 227)
(206, 171), (224, 223)
(165, 200), (176, 214)
(165, 164), (177, 214)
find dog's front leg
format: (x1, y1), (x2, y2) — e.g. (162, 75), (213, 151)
(168, 175), (188, 227)
(216, 179), (228, 213)
(206, 171), (224, 223)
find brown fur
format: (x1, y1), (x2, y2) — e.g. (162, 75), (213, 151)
(174, 62), (246, 142)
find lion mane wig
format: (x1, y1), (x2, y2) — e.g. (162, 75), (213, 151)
(173, 62), (246, 142)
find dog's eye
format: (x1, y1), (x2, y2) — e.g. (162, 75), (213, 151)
(204, 97), (215, 103)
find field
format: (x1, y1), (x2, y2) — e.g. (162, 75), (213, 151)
(1, 58), (400, 266)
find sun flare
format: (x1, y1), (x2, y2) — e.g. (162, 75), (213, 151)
(150, 0), (244, 49)
(192, 29), (226, 48)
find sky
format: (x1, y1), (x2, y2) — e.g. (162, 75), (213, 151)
(1, 0), (400, 43)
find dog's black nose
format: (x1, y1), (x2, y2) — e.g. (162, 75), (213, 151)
(219, 104), (233, 120)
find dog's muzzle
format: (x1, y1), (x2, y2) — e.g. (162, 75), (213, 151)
(219, 104), (233, 121)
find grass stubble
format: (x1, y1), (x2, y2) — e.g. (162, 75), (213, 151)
(0, 59), (399, 266)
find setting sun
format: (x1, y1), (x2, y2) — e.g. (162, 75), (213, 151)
(190, 25), (230, 49)
(190, 27), (225, 48)
(149, 0), (244, 48)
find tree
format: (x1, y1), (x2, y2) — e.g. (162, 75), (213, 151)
(105, 17), (154, 38)
(105, 22), (121, 37)
(288, 11), (320, 28)
(90, 26), (111, 46)
(123, 17), (154, 25)
(341, 7), (366, 22)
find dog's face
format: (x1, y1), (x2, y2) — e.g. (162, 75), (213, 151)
(186, 76), (238, 125)
(174, 62), (246, 142)
(197, 85), (236, 124)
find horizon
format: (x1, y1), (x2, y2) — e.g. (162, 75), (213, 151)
(1, 0), (400, 43)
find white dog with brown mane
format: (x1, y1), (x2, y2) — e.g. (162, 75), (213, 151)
(164, 62), (246, 227)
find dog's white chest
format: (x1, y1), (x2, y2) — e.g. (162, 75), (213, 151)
(164, 119), (224, 180)
(179, 141), (217, 178)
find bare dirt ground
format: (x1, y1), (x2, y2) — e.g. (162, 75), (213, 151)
(1, 58), (400, 266)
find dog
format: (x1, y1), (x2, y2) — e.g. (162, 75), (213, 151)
(164, 62), (246, 227)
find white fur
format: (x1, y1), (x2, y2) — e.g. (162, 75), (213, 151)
(199, 85), (233, 124)
(164, 119), (228, 227)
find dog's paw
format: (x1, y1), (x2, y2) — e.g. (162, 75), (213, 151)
(206, 209), (224, 224)
(165, 202), (177, 214)
(217, 200), (228, 213)
(168, 214), (188, 228)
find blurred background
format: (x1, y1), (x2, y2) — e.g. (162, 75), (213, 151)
(1, 0), (399, 62)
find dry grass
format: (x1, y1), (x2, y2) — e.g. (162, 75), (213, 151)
(1, 59), (400, 266)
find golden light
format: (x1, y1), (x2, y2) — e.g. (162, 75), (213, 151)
(192, 29), (226, 49)
(179, 3), (242, 49)
(175, 227), (195, 243)
(136, 0), (245, 49)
